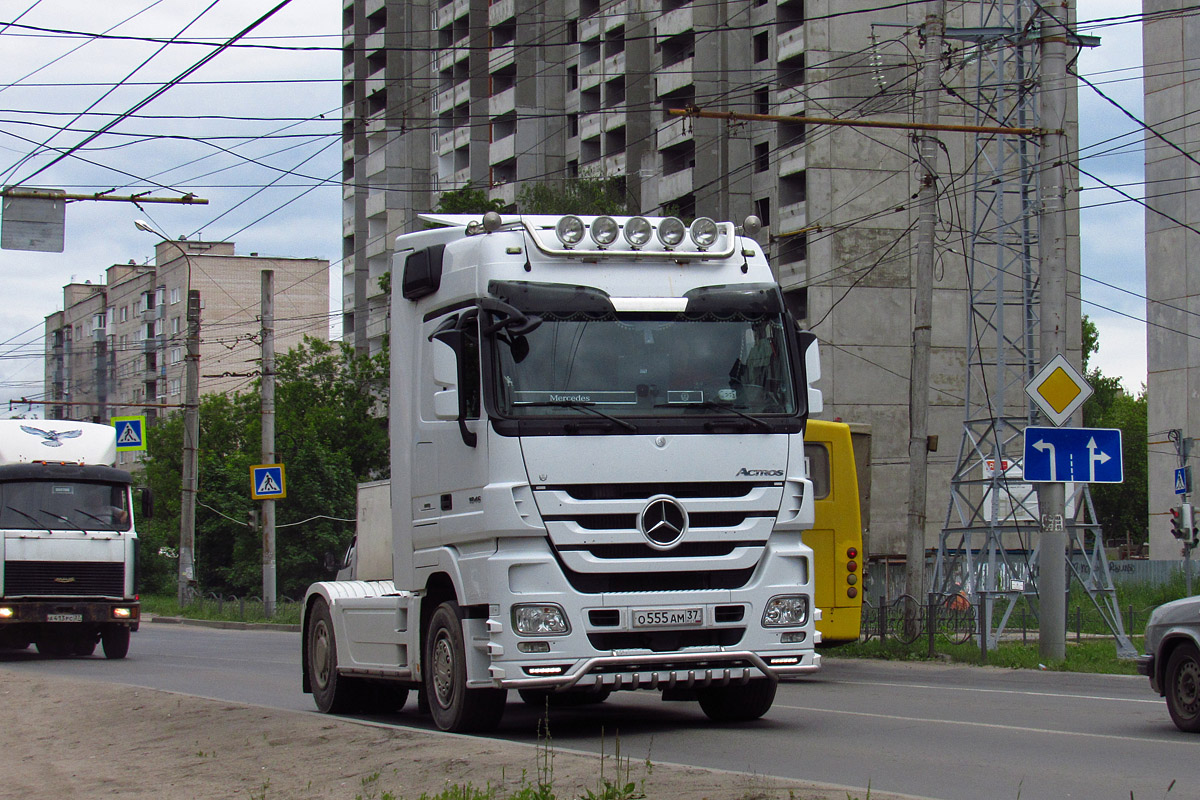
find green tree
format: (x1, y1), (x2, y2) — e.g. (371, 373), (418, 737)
(137, 337), (389, 598)
(1081, 316), (1148, 550)
(435, 185), (507, 215)
(517, 172), (636, 215)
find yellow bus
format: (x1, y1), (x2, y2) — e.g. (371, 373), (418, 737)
(804, 419), (866, 646)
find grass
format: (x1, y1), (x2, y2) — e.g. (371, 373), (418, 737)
(833, 634), (1143, 674)
(141, 593), (302, 625)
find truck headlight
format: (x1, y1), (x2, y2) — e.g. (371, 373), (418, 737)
(513, 604), (570, 635)
(762, 595), (809, 627)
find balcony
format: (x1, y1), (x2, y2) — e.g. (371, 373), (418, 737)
(489, 0), (514, 25)
(579, 14), (602, 43)
(656, 57), (695, 98)
(437, 129), (455, 155)
(490, 182), (516, 207)
(776, 24), (804, 63)
(579, 112), (604, 142)
(489, 44), (515, 74)
(777, 202), (807, 234)
(657, 5), (693, 40)
(436, 43), (470, 74)
(490, 134), (515, 164)
(656, 168), (694, 205)
(776, 85), (805, 117)
(603, 152), (626, 176)
(777, 143), (805, 177)
(656, 117), (693, 154)
(434, 0), (469, 32)
(581, 51), (625, 86)
(488, 86), (515, 116)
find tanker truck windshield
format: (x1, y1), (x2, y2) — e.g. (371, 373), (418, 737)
(490, 282), (799, 419)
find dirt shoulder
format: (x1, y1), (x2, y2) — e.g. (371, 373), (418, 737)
(0, 666), (924, 800)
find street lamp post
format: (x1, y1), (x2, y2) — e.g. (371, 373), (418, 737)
(135, 220), (200, 606)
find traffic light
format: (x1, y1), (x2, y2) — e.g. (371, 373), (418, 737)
(1170, 503), (1194, 541)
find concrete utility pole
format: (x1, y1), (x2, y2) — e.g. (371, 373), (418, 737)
(261, 270), (277, 618)
(1036, 1), (1071, 662)
(180, 289), (201, 606)
(906, 0), (947, 619)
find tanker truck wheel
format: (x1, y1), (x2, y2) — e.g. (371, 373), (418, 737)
(424, 601), (506, 732)
(101, 625), (130, 659)
(306, 598), (362, 713)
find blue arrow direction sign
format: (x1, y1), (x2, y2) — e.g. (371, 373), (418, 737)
(1023, 426), (1123, 483)
(250, 464), (286, 499)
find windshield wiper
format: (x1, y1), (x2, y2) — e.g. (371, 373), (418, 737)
(516, 400), (638, 432)
(74, 507), (114, 529)
(4, 505), (52, 533)
(657, 399), (772, 431)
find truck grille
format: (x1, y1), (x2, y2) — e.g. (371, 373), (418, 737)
(3, 561), (125, 598)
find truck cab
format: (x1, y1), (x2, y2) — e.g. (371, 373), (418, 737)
(304, 213), (823, 730)
(0, 421), (142, 658)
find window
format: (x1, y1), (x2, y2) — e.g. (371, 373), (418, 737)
(169, 378), (181, 396)
(753, 32), (769, 62)
(170, 348), (182, 365)
(120, 306), (128, 322)
(754, 142), (770, 173)
(172, 317), (180, 335)
(170, 288), (180, 304)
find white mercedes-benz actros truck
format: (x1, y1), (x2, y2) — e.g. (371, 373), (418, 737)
(0, 419), (142, 658)
(303, 213), (824, 731)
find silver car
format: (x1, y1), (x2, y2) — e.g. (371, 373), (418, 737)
(1137, 594), (1200, 732)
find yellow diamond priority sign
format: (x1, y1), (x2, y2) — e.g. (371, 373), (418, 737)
(1025, 353), (1092, 427)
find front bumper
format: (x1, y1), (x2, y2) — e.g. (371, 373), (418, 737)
(0, 599), (140, 629)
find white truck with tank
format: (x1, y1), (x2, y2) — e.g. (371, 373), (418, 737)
(303, 212), (824, 731)
(0, 419), (142, 658)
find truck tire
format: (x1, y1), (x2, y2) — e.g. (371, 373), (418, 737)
(424, 601), (506, 732)
(102, 626), (130, 659)
(696, 679), (777, 722)
(307, 598), (363, 714)
(1165, 642), (1200, 733)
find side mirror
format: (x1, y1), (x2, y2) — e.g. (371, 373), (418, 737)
(139, 487), (154, 521)
(431, 337), (458, 388)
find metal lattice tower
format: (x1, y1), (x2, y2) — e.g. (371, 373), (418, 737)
(932, 0), (1134, 656)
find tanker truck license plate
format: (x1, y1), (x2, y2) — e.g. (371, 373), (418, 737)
(632, 608), (702, 627)
(48, 613), (83, 622)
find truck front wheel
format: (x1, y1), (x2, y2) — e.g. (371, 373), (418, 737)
(696, 679), (777, 722)
(307, 598), (363, 713)
(424, 601), (506, 732)
(1165, 643), (1200, 733)
(101, 626), (130, 659)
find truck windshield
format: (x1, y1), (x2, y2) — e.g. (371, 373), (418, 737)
(494, 310), (797, 419)
(0, 480), (131, 532)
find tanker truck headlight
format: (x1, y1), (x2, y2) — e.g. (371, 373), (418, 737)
(0, 607), (13, 619)
(112, 607), (133, 619)
(513, 604), (569, 635)
(761, 595), (809, 627)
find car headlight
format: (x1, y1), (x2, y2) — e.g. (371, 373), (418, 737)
(513, 604), (570, 635)
(762, 595), (809, 627)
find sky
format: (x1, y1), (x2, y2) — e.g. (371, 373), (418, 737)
(0, 0), (1151, 419)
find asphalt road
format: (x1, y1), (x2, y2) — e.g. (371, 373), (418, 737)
(2, 622), (1194, 800)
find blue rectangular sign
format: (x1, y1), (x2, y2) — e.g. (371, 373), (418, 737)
(1176, 466), (1191, 495)
(1023, 426), (1123, 483)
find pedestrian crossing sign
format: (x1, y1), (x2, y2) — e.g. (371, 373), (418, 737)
(251, 464), (286, 499)
(111, 416), (146, 451)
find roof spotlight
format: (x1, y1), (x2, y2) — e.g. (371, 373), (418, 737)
(623, 216), (653, 247)
(657, 217), (686, 247)
(690, 217), (719, 248)
(556, 215), (586, 246)
(590, 215), (620, 246)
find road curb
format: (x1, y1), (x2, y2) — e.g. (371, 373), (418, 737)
(147, 615), (300, 633)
